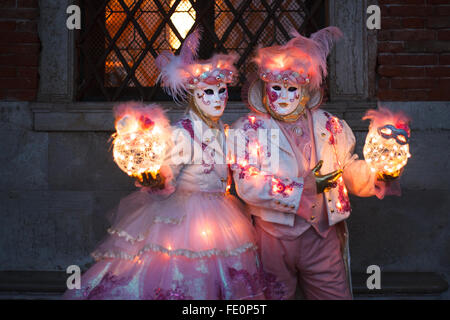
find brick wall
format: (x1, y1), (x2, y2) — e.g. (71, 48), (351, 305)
(378, 0), (450, 101)
(0, 0), (40, 101)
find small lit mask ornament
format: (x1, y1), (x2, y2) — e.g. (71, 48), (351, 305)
(193, 82), (228, 120)
(265, 81), (302, 116)
(363, 107), (411, 179)
(377, 125), (409, 145)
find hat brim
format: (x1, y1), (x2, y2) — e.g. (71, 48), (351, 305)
(246, 79), (323, 114)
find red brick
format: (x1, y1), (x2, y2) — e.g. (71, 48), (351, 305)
(0, 44), (40, 55)
(380, 30), (434, 42)
(1, 89), (37, 101)
(437, 78), (450, 88)
(18, 0), (39, 8)
(378, 41), (405, 53)
(429, 78), (450, 100)
(427, 17), (450, 29)
(0, 0), (17, 8)
(429, 90), (450, 100)
(428, 0), (450, 4)
(0, 54), (39, 67)
(425, 66), (450, 76)
(433, 5), (450, 16)
(440, 54), (450, 65)
(437, 30), (450, 41)
(386, 5), (433, 17)
(0, 32), (39, 44)
(16, 67), (38, 78)
(378, 89), (406, 100)
(379, 0), (425, 4)
(379, 4), (390, 16)
(0, 9), (38, 20)
(0, 66), (16, 77)
(394, 54), (438, 65)
(378, 54), (395, 64)
(0, 21), (16, 31)
(404, 89), (431, 100)
(16, 20), (37, 32)
(390, 30), (436, 41)
(391, 78), (437, 89)
(381, 17), (402, 29)
(378, 65), (425, 77)
(402, 17), (425, 28)
(378, 78), (391, 89)
(378, 54), (438, 65)
(404, 40), (450, 53)
(378, 30), (391, 41)
(0, 77), (38, 90)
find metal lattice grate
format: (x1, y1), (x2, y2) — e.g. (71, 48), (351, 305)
(76, 0), (326, 101)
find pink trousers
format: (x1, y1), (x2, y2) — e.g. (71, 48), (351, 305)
(255, 224), (352, 300)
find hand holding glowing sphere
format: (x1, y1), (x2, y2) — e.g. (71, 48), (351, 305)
(362, 107), (411, 180)
(111, 103), (170, 183)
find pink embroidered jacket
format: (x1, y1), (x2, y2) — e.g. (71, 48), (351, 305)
(229, 108), (395, 228)
(160, 110), (230, 195)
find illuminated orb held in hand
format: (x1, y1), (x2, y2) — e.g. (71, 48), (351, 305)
(362, 106), (411, 178)
(111, 102), (170, 179)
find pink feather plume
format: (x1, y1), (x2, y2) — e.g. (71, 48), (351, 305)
(155, 29), (201, 103)
(254, 26), (343, 90)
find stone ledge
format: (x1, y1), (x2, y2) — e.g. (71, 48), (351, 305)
(0, 271), (447, 299)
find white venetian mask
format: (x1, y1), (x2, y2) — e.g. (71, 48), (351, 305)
(193, 83), (228, 119)
(265, 81), (302, 116)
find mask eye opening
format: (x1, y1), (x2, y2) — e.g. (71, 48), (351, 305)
(397, 135), (407, 143)
(272, 86), (281, 91)
(380, 128), (392, 136)
(204, 89), (214, 95)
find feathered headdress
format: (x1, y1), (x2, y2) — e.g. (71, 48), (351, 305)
(156, 29), (238, 103)
(253, 26), (343, 90)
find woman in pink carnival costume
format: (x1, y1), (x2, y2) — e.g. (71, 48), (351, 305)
(63, 30), (276, 300)
(228, 27), (405, 300)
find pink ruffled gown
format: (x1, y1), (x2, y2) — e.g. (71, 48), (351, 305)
(63, 111), (280, 300)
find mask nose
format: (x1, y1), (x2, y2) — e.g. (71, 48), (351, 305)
(280, 87), (288, 99)
(212, 91), (222, 107)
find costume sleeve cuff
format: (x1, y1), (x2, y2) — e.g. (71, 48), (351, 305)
(374, 178), (402, 199)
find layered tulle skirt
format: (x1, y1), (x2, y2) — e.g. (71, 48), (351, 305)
(63, 188), (282, 300)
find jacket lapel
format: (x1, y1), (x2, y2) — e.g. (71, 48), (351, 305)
(269, 117), (296, 158)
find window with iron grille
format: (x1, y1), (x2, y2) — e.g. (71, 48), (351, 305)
(76, 0), (327, 102)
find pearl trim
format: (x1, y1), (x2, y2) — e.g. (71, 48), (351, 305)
(92, 242), (258, 261)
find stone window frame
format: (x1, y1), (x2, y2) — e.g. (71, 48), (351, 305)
(32, 0), (378, 132)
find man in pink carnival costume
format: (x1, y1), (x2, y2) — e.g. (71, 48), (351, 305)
(229, 27), (403, 299)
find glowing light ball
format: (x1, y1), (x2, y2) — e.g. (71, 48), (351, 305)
(112, 103), (170, 180)
(363, 107), (411, 178)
